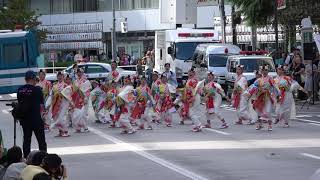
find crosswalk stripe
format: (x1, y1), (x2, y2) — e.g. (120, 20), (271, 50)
(301, 153), (320, 160)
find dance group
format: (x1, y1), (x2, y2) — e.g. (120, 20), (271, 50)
(36, 62), (304, 137)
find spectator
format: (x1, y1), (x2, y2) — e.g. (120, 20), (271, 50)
(17, 71), (47, 159)
(304, 60), (318, 100)
(290, 55), (306, 99)
(285, 47), (300, 70)
(136, 59), (144, 76)
(21, 154), (68, 180)
(162, 63), (178, 88)
(2, 151), (47, 180)
(142, 51), (154, 86)
(6, 146), (23, 168)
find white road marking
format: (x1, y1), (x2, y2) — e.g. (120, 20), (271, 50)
(294, 118), (320, 124)
(0, 95), (2, 99)
(308, 123), (320, 127)
(296, 115), (313, 118)
(9, 93), (17, 98)
(301, 153), (320, 160)
(48, 138), (320, 155)
(203, 128), (231, 135)
(89, 127), (209, 180)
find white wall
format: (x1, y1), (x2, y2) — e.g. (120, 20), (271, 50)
(38, 5), (232, 32)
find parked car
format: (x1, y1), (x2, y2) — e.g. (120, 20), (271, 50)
(45, 62), (136, 82)
(225, 55), (277, 89)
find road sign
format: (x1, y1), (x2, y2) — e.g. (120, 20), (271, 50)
(49, 51), (57, 62)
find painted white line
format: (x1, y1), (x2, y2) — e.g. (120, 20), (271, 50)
(89, 127), (209, 180)
(9, 93), (17, 98)
(0, 95), (2, 99)
(301, 153), (320, 160)
(294, 118), (320, 124)
(308, 123), (320, 127)
(204, 128), (231, 135)
(296, 115), (313, 118)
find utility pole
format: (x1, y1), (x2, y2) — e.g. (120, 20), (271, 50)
(111, 0), (117, 61)
(274, 0), (279, 59)
(231, 4), (237, 45)
(219, 0), (226, 43)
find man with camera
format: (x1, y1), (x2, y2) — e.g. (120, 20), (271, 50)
(20, 153), (68, 180)
(17, 71), (47, 158)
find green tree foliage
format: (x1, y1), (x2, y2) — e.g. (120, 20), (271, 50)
(228, 0), (275, 27)
(0, 0), (46, 42)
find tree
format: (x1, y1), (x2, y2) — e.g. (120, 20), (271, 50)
(0, 0), (46, 42)
(228, 0), (276, 50)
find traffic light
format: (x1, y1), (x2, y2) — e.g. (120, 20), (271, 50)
(121, 18), (128, 33)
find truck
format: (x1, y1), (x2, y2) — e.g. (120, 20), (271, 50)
(154, 28), (219, 84)
(0, 30), (39, 94)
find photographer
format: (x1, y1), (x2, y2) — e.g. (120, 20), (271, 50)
(17, 71), (47, 158)
(21, 154), (68, 180)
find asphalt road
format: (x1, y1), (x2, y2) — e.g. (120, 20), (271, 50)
(0, 94), (319, 180)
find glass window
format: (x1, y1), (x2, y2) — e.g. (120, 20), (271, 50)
(3, 44), (25, 65)
(98, 0), (119, 11)
(133, 0), (145, 9)
(209, 54), (229, 67)
(51, 0), (73, 14)
(120, 0), (133, 10)
(175, 42), (210, 61)
(145, 0), (158, 8)
(86, 65), (107, 73)
(240, 58), (276, 72)
(73, 0), (98, 12)
(30, 0), (50, 15)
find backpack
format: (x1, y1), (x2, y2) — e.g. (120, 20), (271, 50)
(11, 101), (27, 121)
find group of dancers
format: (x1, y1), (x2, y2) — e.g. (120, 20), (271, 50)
(36, 61), (304, 136)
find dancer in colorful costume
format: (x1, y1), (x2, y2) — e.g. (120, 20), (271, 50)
(38, 70), (52, 130)
(246, 66), (276, 131)
(106, 81), (119, 128)
(232, 65), (255, 125)
(131, 76), (154, 130)
(203, 72), (229, 129)
(72, 68), (92, 133)
(91, 80), (109, 124)
(50, 72), (70, 137)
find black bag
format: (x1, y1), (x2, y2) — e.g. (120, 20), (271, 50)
(11, 101), (27, 121)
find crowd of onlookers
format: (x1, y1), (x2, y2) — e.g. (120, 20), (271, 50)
(0, 132), (67, 180)
(279, 47), (320, 101)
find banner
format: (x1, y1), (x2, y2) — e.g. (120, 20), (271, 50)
(277, 0), (286, 10)
(314, 34), (320, 52)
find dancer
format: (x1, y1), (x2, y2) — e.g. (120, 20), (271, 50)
(91, 80), (109, 124)
(131, 76), (154, 130)
(117, 76), (136, 134)
(154, 74), (174, 127)
(175, 69), (204, 132)
(50, 72), (70, 137)
(37, 70), (52, 130)
(106, 81), (120, 128)
(72, 68), (92, 133)
(232, 65), (255, 125)
(203, 72), (229, 129)
(247, 66), (276, 131)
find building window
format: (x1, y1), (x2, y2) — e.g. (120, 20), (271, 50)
(133, 0), (145, 9)
(30, 0), (50, 15)
(73, 0), (98, 12)
(120, 0), (133, 10)
(51, 0), (73, 14)
(145, 0), (158, 8)
(98, 0), (119, 11)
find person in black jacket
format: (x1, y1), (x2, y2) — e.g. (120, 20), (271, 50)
(17, 71), (47, 158)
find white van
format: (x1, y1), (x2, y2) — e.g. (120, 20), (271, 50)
(225, 55), (277, 88)
(192, 44), (241, 90)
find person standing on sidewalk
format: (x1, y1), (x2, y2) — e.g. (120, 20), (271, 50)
(17, 71), (47, 158)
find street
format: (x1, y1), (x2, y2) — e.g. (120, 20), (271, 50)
(1, 94), (320, 180)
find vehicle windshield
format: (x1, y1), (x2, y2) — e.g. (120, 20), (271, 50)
(175, 42), (212, 60)
(240, 58), (276, 72)
(209, 54), (230, 67)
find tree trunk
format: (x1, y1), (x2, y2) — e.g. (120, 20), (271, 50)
(231, 5), (237, 45)
(288, 24), (296, 51)
(219, 0), (226, 43)
(251, 25), (257, 51)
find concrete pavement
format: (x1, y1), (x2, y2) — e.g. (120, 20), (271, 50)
(0, 96), (319, 180)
